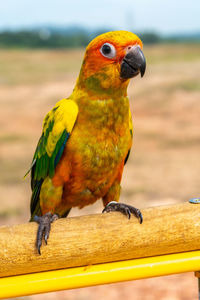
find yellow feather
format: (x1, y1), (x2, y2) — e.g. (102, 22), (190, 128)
(46, 99), (78, 157)
(129, 108), (133, 134)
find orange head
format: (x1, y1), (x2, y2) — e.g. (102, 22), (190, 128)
(76, 30), (146, 99)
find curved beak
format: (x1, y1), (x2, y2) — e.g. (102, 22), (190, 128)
(120, 45), (146, 79)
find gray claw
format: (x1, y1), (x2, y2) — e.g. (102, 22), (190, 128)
(34, 212), (58, 254)
(103, 202), (143, 224)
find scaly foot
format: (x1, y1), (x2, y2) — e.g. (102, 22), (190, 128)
(102, 201), (143, 224)
(34, 212), (59, 254)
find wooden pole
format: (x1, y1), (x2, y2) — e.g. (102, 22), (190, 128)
(0, 202), (200, 277)
(1, 250), (200, 299)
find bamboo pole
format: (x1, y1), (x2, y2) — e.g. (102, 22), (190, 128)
(0, 202), (200, 278)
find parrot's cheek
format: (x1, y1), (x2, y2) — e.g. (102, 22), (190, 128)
(120, 45), (146, 80)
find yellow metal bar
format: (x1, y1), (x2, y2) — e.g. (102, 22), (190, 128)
(1, 250), (200, 299)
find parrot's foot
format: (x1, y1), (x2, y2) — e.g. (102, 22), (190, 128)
(102, 201), (143, 224)
(34, 212), (59, 255)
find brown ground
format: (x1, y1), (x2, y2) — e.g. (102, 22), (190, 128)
(0, 44), (200, 299)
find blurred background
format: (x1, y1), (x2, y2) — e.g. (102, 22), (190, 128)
(0, 0), (200, 299)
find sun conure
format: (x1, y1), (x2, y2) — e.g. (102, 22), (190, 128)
(28, 30), (146, 254)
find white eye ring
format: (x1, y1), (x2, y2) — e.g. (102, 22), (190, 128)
(100, 43), (116, 59)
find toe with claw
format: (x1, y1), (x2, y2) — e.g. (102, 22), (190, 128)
(102, 201), (143, 224)
(34, 212), (59, 254)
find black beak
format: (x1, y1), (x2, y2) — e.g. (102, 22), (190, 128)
(120, 46), (146, 79)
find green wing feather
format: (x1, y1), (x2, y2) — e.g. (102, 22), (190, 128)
(29, 99), (78, 217)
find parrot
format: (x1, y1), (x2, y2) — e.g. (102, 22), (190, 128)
(28, 30), (146, 254)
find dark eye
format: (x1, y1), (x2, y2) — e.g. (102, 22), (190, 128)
(102, 44), (111, 54)
(100, 43), (116, 59)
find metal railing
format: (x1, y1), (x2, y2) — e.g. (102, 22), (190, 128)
(0, 202), (200, 299)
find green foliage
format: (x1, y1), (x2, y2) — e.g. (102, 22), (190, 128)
(0, 28), (199, 49)
(139, 32), (162, 44)
(0, 30), (91, 49)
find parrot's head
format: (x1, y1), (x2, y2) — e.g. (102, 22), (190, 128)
(77, 30), (146, 99)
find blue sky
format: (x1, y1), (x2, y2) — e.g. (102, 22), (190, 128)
(0, 0), (199, 34)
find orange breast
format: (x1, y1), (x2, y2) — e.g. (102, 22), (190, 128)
(52, 122), (131, 213)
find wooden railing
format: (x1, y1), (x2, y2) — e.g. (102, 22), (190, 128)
(0, 202), (200, 299)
